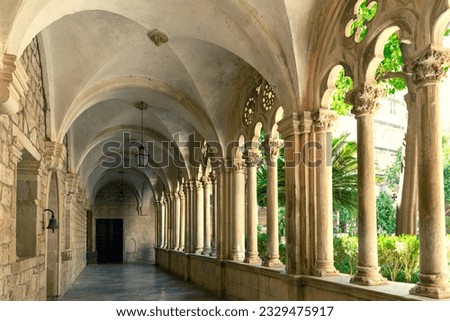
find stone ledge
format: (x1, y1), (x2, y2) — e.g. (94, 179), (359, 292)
(300, 274), (450, 301)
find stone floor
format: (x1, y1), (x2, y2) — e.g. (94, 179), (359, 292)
(61, 263), (220, 301)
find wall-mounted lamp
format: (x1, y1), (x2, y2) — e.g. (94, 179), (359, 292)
(43, 209), (59, 233)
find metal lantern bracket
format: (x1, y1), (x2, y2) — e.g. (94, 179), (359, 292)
(43, 208), (59, 233)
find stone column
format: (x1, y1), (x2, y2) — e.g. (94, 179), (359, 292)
(210, 171), (217, 257)
(278, 113), (314, 275)
(244, 148), (262, 263)
(154, 201), (162, 247)
(167, 194), (174, 249)
(263, 138), (283, 267)
(216, 167), (228, 260)
(184, 182), (191, 253)
(178, 188), (186, 251)
(160, 197), (167, 248)
(346, 84), (387, 285)
(189, 180), (196, 253)
(174, 192), (181, 250)
(405, 46), (450, 298)
(231, 155), (246, 261)
(397, 91), (419, 235)
(202, 176), (212, 255)
(194, 179), (204, 254)
(312, 108), (339, 276)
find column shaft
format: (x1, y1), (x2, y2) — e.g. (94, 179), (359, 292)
(231, 157), (245, 261)
(404, 47), (450, 298)
(178, 189), (186, 251)
(202, 177), (212, 255)
(174, 193), (181, 250)
(244, 149), (261, 263)
(210, 171), (217, 257)
(263, 139), (283, 267)
(312, 108), (339, 276)
(195, 180), (204, 254)
(346, 84), (387, 285)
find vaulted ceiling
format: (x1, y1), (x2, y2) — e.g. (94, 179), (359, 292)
(1, 0), (320, 202)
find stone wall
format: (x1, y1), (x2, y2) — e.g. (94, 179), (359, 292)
(155, 249), (427, 301)
(93, 182), (156, 263)
(0, 37), (87, 300)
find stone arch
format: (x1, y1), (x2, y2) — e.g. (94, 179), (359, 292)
(433, 8), (450, 46)
(365, 26), (401, 83)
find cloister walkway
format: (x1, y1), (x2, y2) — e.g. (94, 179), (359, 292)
(61, 263), (219, 301)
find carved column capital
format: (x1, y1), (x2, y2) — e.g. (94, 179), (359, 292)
(178, 188), (185, 200)
(201, 175), (211, 188)
(311, 108), (338, 132)
(267, 138), (284, 161)
(345, 84), (385, 117)
(0, 53), (29, 114)
(232, 155), (246, 173)
(245, 148), (262, 167)
(195, 179), (203, 190)
(405, 46), (450, 87)
(45, 141), (67, 172)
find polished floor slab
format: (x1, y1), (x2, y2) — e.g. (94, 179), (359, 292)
(61, 263), (220, 301)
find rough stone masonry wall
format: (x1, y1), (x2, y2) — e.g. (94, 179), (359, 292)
(0, 38), (47, 300)
(0, 37), (87, 300)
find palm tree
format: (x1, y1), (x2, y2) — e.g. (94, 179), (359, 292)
(256, 132), (357, 212)
(331, 132), (358, 212)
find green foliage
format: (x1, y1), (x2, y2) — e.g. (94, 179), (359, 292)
(330, 69), (353, 115)
(376, 191), (396, 234)
(384, 147), (403, 190)
(335, 205), (357, 235)
(279, 243), (286, 265)
(332, 132), (358, 212)
(376, 33), (406, 94)
(333, 236), (358, 275)
(443, 135), (450, 167)
(377, 235), (419, 283)
(348, 0), (378, 42)
(257, 227), (286, 264)
(257, 228), (267, 260)
(278, 206), (286, 237)
(445, 165), (450, 208)
(334, 235), (420, 283)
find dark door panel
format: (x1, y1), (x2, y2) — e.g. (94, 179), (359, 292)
(96, 219), (123, 263)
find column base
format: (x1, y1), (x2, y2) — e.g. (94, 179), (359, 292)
(195, 248), (203, 255)
(262, 257), (283, 267)
(313, 261), (340, 277)
(409, 273), (450, 299)
(350, 266), (387, 286)
(210, 249), (217, 257)
(244, 254), (262, 264)
(201, 247), (211, 255)
(231, 249), (244, 261)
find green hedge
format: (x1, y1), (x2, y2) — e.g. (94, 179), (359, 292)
(334, 235), (420, 283)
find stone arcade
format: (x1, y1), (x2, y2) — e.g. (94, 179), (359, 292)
(0, 0), (449, 300)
